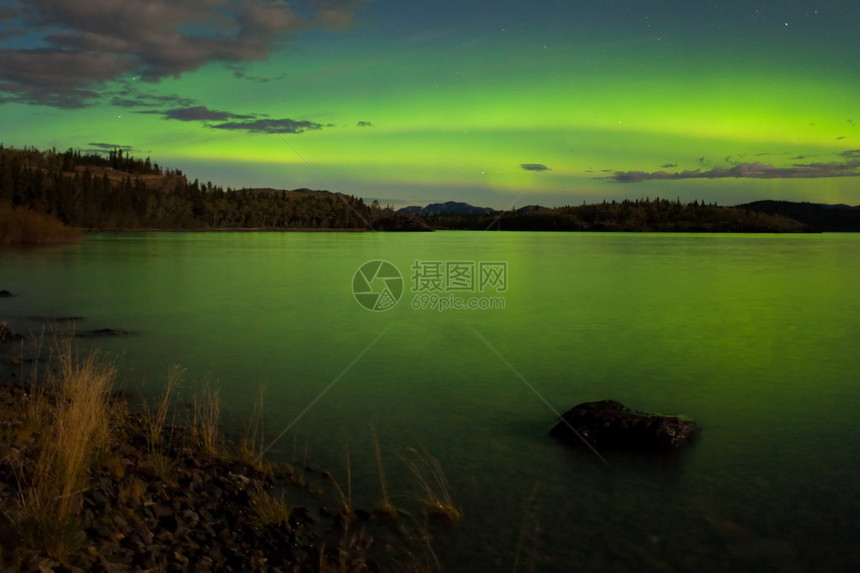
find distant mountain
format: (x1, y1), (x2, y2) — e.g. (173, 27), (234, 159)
(416, 198), (812, 232)
(819, 203), (860, 210)
(396, 201), (496, 216)
(735, 201), (860, 232)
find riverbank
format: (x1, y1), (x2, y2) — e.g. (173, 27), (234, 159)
(0, 336), (451, 572)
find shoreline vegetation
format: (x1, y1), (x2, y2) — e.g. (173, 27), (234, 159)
(2, 144), (853, 245)
(0, 203), (81, 246)
(0, 327), (462, 572)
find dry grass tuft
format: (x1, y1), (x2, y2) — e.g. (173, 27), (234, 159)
(143, 364), (183, 452)
(145, 451), (175, 482)
(401, 447), (462, 524)
(249, 486), (291, 529)
(15, 342), (115, 557)
(191, 381), (221, 456)
(327, 442), (356, 523)
(371, 426), (397, 519)
(237, 385), (266, 468)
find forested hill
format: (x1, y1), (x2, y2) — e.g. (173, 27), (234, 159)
(736, 200), (860, 232)
(0, 145), (821, 235)
(0, 145), (419, 231)
(422, 199), (812, 233)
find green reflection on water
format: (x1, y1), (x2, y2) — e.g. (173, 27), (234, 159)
(2, 231), (858, 571)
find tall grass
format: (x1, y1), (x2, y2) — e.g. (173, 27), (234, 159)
(371, 426), (397, 518)
(16, 343), (115, 557)
(191, 382), (221, 455)
(326, 441), (356, 522)
(140, 365), (183, 480)
(143, 364), (183, 451)
(238, 385), (266, 467)
(401, 447), (462, 523)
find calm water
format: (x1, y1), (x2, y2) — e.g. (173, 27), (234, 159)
(2, 231), (858, 572)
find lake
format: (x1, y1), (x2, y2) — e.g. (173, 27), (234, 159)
(2, 231), (858, 572)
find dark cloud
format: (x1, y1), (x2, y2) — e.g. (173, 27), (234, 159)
(661, 163), (677, 168)
(110, 92), (196, 109)
(0, 0), (364, 108)
(356, 121), (372, 127)
(210, 118), (323, 134)
(842, 149), (860, 159)
(224, 63), (277, 83)
(79, 142), (135, 155)
(610, 160), (860, 183)
(521, 164), (550, 171)
(87, 142), (134, 151)
(132, 105), (324, 134)
(160, 106), (254, 122)
(128, 105), (326, 133)
(0, 79), (103, 109)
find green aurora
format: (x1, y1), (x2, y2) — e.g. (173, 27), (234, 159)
(1, 1), (858, 208)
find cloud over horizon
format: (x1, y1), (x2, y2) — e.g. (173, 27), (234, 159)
(111, 92), (197, 109)
(0, 0), (364, 108)
(521, 163), (550, 171)
(158, 106), (255, 122)
(611, 155), (860, 183)
(85, 142), (134, 153)
(210, 118), (324, 134)
(132, 104), (325, 134)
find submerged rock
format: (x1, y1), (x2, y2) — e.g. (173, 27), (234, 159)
(550, 400), (700, 451)
(76, 328), (133, 338)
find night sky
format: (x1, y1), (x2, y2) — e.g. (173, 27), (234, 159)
(2, 1), (858, 208)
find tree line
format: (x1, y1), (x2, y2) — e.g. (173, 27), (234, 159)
(1, 144), (813, 236)
(0, 145), (380, 231)
(424, 198), (811, 232)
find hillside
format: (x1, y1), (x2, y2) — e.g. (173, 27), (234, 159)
(0, 145), (407, 231)
(419, 199), (812, 232)
(736, 200), (860, 232)
(2, 145), (845, 236)
(397, 201), (496, 216)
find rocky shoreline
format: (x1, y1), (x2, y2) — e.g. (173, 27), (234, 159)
(0, 379), (437, 572)
(0, 312), (445, 572)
